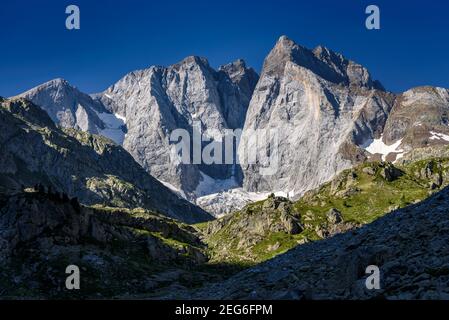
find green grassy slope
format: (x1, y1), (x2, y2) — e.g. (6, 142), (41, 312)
(200, 158), (449, 264)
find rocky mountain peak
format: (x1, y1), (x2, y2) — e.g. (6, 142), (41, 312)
(381, 85), (449, 149)
(275, 35), (297, 50)
(219, 59), (246, 74)
(404, 86), (449, 98)
(240, 35), (393, 198)
(262, 36), (383, 90)
(47, 77), (70, 87)
(16, 78), (106, 128)
(21, 78), (68, 97)
(27, 78), (86, 99)
(91, 54), (259, 196)
(312, 45), (346, 68)
(172, 55), (211, 71)
(219, 59), (257, 83)
(262, 35), (307, 76)
(14, 78), (130, 145)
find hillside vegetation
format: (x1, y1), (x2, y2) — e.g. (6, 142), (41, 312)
(200, 158), (449, 264)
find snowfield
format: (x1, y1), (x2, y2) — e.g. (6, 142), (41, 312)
(196, 188), (295, 217)
(362, 135), (404, 162)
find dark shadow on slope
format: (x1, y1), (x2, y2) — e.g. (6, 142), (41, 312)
(184, 185), (449, 299)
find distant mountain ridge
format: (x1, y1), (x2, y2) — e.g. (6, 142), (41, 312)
(16, 79), (127, 145)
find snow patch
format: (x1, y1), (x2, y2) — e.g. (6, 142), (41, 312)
(361, 135), (404, 161)
(158, 179), (187, 199)
(193, 169), (296, 217)
(95, 110), (126, 145)
(115, 113), (126, 123)
(194, 171), (240, 198)
(429, 131), (449, 142)
(196, 188), (295, 218)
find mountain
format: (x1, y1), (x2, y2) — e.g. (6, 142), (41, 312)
(16, 79), (127, 145)
(238, 35), (395, 197)
(3, 154), (449, 298)
(3, 35), (449, 300)
(181, 183), (449, 299)
(93, 56), (259, 197)
(0, 98), (212, 223)
(238, 36), (449, 201)
(11, 36), (449, 217)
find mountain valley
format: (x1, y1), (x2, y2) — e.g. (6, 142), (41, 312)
(2, 35), (449, 299)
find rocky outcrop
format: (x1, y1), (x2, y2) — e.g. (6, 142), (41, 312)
(186, 185), (449, 299)
(0, 190), (209, 298)
(202, 195), (303, 263)
(400, 145), (449, 164)
(218, 59), (259, 128)
(326, 208), (343, 224)
(357, 87), (449, 164)
(380, 163), (404, 182)
(0, 98), (212, 223)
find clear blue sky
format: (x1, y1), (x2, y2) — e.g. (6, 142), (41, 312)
(1, 0), (448, 97)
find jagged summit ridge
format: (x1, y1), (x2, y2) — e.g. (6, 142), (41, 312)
(264, 35), (383, 90)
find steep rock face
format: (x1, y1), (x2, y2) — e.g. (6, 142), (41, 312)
(357, 87), (449, 164)
(95, 56), (258, 196)
(218, 59), (260, 128)
(15, 79), (126, 144)
(239, 36), (393, 196)
(0, 98), (212, 223)
(383, 87), (449, 149)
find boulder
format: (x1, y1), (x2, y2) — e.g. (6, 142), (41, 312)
(327, 208), (343, 224)
(380, 163), (403, 182)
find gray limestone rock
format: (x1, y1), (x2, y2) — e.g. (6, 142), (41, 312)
(239, 36), (392, 197)
(94, 56), (258, 196)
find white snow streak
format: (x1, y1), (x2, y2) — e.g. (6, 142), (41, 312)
(95, 111), (126, 145)
(429, 131), (449, 142)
